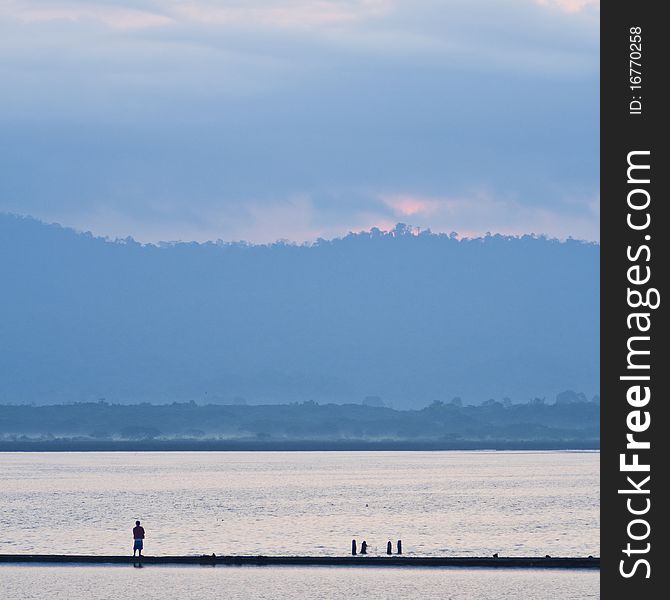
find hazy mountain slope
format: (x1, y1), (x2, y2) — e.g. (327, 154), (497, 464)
(0, 215), (599, 407)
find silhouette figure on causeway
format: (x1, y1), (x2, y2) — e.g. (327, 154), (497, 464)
(133, 521), (145, 557)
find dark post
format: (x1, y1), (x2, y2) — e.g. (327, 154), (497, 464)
(361, 541), (368, 555)
(397, 540), (402, 555)
(351, 539), (357, 556)
(386, 541), (392, 555)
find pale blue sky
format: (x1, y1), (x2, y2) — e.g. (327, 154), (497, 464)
(0, 0), (599, 243)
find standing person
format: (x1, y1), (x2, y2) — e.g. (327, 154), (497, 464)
(133, 521), (145, 557)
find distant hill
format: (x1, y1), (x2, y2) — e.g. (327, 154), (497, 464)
(0, 214), (599, 407)
(0, 400), (599, 449)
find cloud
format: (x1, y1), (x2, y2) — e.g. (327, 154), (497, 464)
(171, 0), (392, 29)
(381, 191), (599, 241)
(0, 0), (599, 243)
(44, 189), (597, 244)
(1, 1), (173, 30)
(0, 0), (393, 31)
(535, 0), (599, 14)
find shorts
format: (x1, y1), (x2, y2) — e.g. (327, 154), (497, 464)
(133, 539), (143, 550)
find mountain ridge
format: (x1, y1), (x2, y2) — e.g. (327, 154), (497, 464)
(0, 213), (599, 407)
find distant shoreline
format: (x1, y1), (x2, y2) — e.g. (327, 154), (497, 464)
(0, 439), (599, 452)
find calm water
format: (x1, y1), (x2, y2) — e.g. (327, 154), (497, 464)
(0, 565), (599, 600)
(0, 451), (598, 557)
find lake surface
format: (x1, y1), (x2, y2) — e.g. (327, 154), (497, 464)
(0, 564), (599, 600)
(0, 451), (599, 598)
(0, 451), (598, 557)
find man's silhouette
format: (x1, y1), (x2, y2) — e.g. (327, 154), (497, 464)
(133, 521), (145, 557)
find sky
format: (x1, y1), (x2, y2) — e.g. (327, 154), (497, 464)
(0, 0), (599, 244)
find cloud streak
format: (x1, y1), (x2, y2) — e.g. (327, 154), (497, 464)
(1, 0), (393, 30)
(535, 0), (599, 14)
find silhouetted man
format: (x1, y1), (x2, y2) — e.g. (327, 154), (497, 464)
(133, 521), (145, 557)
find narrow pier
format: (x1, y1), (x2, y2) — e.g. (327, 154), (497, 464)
(0, 554), (599, 569)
